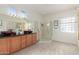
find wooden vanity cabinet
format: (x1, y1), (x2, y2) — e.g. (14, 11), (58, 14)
(32, 33), (37, 44)
(26, 34), (32, 46)
(21, 35), (27, 48)
(0, 38), (10, 55)
(0, 33), (37, 54)
(10, 36), (21, 53)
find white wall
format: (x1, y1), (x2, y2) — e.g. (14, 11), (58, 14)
(43, 9), (78, 44)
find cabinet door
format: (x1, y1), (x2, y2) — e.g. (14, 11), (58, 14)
(26, 35), (32, 46)
(21, 35), (27, 48)
(0, 38), (10, 55)
(10, 36), (21, 53)
(32, 34), (37, 44)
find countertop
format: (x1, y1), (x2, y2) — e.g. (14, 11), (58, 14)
(0, 33), (36, 39)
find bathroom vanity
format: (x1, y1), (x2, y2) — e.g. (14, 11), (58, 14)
(0, 14), (38, 55)
(0, 33), (37, 55)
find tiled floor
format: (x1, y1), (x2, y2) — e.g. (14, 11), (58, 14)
(12, 40), (79, 55)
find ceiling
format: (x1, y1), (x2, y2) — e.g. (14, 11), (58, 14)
(26, 4), (79, 15)
(0, 4), (78, 15)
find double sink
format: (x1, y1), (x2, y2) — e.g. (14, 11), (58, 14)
(0, 31), (33, 38)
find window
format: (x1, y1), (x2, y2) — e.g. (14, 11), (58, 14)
(8, 7), (16, 16)
(7, 8), (27, 18)
(60, 17), (76, 33)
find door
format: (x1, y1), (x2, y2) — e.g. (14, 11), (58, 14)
(21, 35), (27, 48)
(40, 21), (52, 41)
(26, 34), (32, 46)
(10, 36), (21, 53)
(32, 33), (37, 44)
(0, 38), (10, 54)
